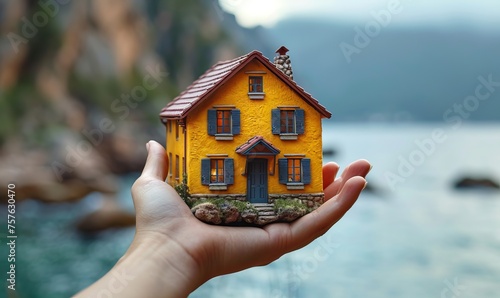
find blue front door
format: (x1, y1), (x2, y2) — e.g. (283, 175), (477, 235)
(247, 159), (268, 203)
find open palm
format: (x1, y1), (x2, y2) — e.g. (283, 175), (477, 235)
(130, 141), (370, 288)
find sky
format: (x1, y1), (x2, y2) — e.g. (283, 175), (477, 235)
(219, 0), (500, 28)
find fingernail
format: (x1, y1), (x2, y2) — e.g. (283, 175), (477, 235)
(146, 141), (150, 152)
(362, 181), (368, 190)
(369, 164), (373, 171)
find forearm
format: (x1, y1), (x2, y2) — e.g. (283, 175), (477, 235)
(75, 234), (204, 298)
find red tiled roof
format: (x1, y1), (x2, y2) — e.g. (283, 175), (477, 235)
(235, 136), (280, 155)
(159, 50), (332, 121)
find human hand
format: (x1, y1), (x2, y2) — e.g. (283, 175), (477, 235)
(77, 140), (371, 297)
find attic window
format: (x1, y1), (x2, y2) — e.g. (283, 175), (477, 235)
(248, 76), (265, 99)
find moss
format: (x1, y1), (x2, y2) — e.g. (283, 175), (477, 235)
(230, 200), (257, 213)
(274, 198), (308, 213)
(190, 198), (257, 214)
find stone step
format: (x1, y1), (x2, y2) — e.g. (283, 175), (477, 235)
(252, 203), (273, 207)
(258, 211), (276, 216)
(253, 206), (274, 210)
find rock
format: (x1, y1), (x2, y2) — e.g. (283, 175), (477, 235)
(192, 203), (222, 224)
(278, 208), (306, 222)
(76, 199), (135, 233)
(221, 204), (240, 224)
(256, 215), (278, 225)
(241, 209), (257, 223)
(453, 177), (500, 190)
(323, 148), (337, 157)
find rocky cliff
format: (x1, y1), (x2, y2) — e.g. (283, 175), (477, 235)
(0, 0), (269, 212)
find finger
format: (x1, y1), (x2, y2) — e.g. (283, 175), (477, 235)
(327, 159), (371, 199)
(141, 140), (168, 181)
(287, 176), (366, 251)
(323, 162), (340, 189)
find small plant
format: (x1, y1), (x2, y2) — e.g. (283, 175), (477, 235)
(174, 173), (192, 207)
(231, 200), (258, 213)
(274, 198), (307, 212)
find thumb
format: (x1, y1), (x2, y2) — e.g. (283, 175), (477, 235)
(141, 141), (168, 181)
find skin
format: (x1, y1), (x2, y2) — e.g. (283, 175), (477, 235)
(76, 141), (371, 298)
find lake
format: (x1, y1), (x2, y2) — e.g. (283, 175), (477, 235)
(2, 123), (499, 297)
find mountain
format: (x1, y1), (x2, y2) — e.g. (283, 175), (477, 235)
(266, 19), (500, 122)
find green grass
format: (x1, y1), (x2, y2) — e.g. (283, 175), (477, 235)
(274, 198), (308, 212)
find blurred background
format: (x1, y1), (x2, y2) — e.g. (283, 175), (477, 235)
(1, 0), (499, 297)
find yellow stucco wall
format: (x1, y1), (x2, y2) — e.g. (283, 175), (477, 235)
(165, 120), (185, 185)
(182, 59), (325, 196)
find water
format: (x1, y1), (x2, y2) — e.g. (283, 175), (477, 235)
(2, 124), (499, 297)
(193, 123), (500, 298)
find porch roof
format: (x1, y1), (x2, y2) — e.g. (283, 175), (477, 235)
(235, 136), (280, 156)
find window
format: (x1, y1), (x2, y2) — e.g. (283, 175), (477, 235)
(280, 110), (295, 134)
(201, 158), (234, 190)
(175, 122), (179, 140)
(279, 158), (311, 189)
(207, 109), (240, 140)
(248, 76), (264, 99)
(217, 110), (231, 134)
(175, 155), (180, 180)
(169, 153), (172, 177)
(210, 159), (224, 183)
(272, 108), (305, 140)
(249, 76), (263, 93)
(182, 157), (185, 176)
(287, 159), (301, 182)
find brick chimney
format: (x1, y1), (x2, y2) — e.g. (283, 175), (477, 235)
(274, 46), (293, 80)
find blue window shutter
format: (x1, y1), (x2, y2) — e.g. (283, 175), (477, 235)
(207, 110), (216, 135)
(278, 158), (288, 184)
(201, 159), (210, 185)
(296, 109), (305, 135)
(224, 158), (234, 185)
(272, 109), (280, 134)
(232, 109), (240, 135)
(302, 158), (311, 184)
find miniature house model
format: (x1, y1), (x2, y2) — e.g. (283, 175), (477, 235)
(160, 46), (332, 225)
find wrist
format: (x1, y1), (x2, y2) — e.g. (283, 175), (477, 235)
(77, 231), (206, 298)
(121, 231), (205, 297)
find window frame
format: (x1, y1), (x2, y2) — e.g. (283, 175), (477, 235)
(210, 159), (225, 184)
(201, 158), (235, 190)
(272, 108), (305, 140)
(208, 109), (240, 140)
(280, 110), (296, 134)
(216, 110), (232, 134)
(278, 157), (311, 190)
(287, 158), (302, 183)
(168, 153), (173, 178)
(175, 155), (180, 181)
(248, 76), (265, 99)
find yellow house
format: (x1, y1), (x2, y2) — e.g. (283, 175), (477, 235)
(160, 47), (331, 225)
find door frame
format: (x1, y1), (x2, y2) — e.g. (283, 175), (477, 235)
(246, 158), (268, 203)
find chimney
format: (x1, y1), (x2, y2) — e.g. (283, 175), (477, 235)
(274, 46), (293, 80)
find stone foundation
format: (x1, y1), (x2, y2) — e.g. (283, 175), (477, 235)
(187, 193), (325, 226)
(269, 193), (324, 210)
